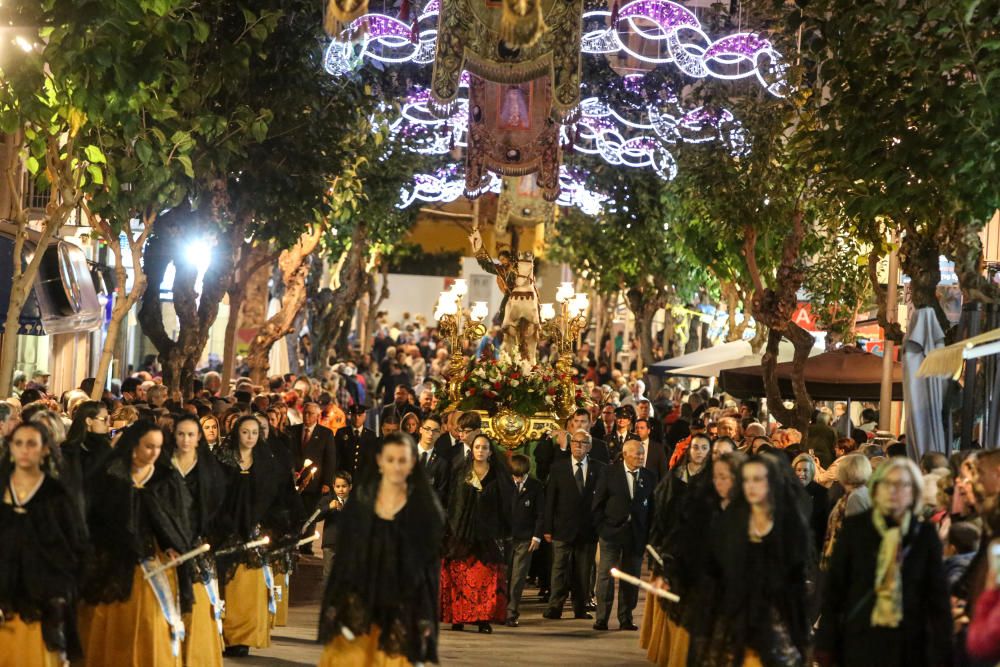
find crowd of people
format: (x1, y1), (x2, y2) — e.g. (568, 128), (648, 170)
(4, 337), (1000, 667)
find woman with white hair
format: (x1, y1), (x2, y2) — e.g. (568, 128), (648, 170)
(815, 458), (952, 667)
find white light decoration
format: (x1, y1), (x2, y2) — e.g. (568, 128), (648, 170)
(539, 303), (557, 322)
(470, 301), (489, 322)
(325, 0), (785, 97)
(436, 290), (458, 317)
(556, 282), (575, 303)
(572, 292), (590, 314)
(451, 278), (469, 298)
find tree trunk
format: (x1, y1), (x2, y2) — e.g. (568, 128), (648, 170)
(760, 324), (815, 430)
(897, 220), (950, 332)
(940, 216), (1000, 306)
(626, 286), (666, 395)
(309, 223), (370, 369)
(137, 201), (244, 396)
(90, 210), (154, 399)
(220, 288), (244, 391)
(866, 245), (905, 344)
(246, 228), (323, 384)
(361, 259), (389, 356)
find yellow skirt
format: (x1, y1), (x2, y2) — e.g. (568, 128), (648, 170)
(273, 573), (289, 627)
(222, 564), (271, 649)
(182, 581), (223, 667)
(638, 588), (688, 667)
(318, 625), (411, 667)
(78, 564), (181, 667)
(0, 613), (62, 667)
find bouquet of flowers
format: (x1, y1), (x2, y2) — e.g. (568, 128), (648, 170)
(438, 349), (586, 416)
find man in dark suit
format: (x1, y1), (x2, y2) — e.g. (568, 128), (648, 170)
(636, 399), (664, 443)
(288, 402), (338, 552)
(416, 413), (450, 502)
(592, 438), (655, 631)
(433, 410), (464, 462)
(334, 404), (379, 479)
(542, 431), (606, 620)
(536, 410), (611, 482)
(436, 411), (478, 464)
(590, 403), (617, 442)
(635, 418), (669, 484)
(506, 454), (545, 627)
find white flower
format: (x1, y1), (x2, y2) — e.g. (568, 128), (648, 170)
(510, 379), (519, 387)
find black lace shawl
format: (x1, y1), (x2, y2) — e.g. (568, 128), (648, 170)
(647, 463), (710, 580)
(318, 468), (445, 663)
(214, 443), (303, 582)
(166, 441), (228, 544)
(443, 460), (514, 564)
(0, 474), (86, 658)
(81, 457), (194, 605)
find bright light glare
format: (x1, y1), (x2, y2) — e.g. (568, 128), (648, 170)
(14, 36), (33, 52)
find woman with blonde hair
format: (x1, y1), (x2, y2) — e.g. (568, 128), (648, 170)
(816, 458), (952, 667)
(820, 453), (873, 570)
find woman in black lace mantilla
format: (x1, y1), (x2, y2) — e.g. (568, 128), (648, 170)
(318, 431), (445, 666)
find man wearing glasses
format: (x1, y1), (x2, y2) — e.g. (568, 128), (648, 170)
(417, 414), (450, 501)
(590, 403), (617, 442)
(542, 431), (605, 621)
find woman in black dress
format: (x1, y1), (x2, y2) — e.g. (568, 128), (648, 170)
(214, 414), (302, 657)
(78, 420), (194, 666)
(0, 421), (86, 666)
(318, 431), (445, 665)
(168, 414), (228, 667)
(693, 452), (813, 667)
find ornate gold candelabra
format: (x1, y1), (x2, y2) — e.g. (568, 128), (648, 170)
(540, 282), (590, 419)
(434, 280), (488, 403)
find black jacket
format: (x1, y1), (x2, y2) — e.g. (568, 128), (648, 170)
(316, 493), (348, 550)
(536, 435), (611, 483)
(511, 477), (545, 541)
(640, 439), (670, 485)
(433, 432), (465, 463)
(592, 462), (655, 550)
(544, 457), (605, 544)
(287, 423), (338, 493)
(815, 509), (952, 667)
(334, 425), (379, 480)
(417, 446), (451, 504)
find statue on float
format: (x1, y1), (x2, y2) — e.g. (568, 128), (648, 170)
(469, 226), (540, 365)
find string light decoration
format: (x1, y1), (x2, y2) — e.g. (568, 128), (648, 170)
(325, 0), (786, 97)
(400, 164), (608, 215)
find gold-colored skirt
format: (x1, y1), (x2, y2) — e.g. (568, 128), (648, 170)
(318, 625), (411, 667)
(182, 580), (223, 667)
(0, 613), (62, 667)
(222, 564), (271, 649)
(273, 573), (289, 627)
(78, 564), (181, 667)
(638, 589), (688, 667)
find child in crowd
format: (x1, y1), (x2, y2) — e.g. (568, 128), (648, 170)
(945, 521), (982, 592)
(318, 471), (353, 582)
(506, 454), (544, 627)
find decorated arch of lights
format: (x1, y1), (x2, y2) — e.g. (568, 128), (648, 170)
(324, 0), (785, 212)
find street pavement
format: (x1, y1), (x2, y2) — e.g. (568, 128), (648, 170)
(224, 556), (650, 666)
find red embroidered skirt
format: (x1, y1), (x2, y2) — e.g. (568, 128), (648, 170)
(439, 556), (507, 623)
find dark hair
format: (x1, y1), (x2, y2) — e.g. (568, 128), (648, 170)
(635, 418), (650, 428)
(510, 454), (531, 476)
(573, 408), (590, 419)
(457, 411), (482, 430)
(383, 413), (401, 426)
(377, 431), (418, 457)
(173, 413), (202, 435)
(949, 521), (981, 554)
(713, 436), (738, 451)
(20, 388), (44, 405)
(334, 470), (353, 486)
(121, 377), (142, 394)
(9, 421), (53, 450)
(714, 451), (748, 501)
(423, 413), (443, 425)
(920, 452), (949, 474)
(886, 442), (907, 458)
(224, 415), (263, 451)
(65, 400), (107, 445)
(115, 420), (165, 460)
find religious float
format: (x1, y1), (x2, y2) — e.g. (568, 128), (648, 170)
(433, 230), (589, 453)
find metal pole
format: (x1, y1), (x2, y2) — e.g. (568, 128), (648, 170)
(879, 238), (900, 432)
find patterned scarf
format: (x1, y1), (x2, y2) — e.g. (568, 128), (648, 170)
(870, 509), (910, 628)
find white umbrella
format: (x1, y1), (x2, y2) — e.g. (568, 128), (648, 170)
(903, 308), (949, 457)
(667, 339), (825, 378)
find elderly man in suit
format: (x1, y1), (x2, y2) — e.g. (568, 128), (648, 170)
(542, 430), (606, 621)
(288, 401), (338, 553)
(592, 438), (655, 631)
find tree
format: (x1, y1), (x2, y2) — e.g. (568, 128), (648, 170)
(795, 0), (1000, 330)
(550, 170), (712, 393)
(0, 3), (115, 397)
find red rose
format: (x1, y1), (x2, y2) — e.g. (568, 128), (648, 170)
(493, 382), (501, 390)
(468, 388), (476, 395)
(547, 387), (557, 395)
(511, 372), (520, 379)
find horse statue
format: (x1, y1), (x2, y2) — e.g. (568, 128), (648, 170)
(470, 228), (540, 366)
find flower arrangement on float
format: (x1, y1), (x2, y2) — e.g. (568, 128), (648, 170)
(435, 348), (586, 418)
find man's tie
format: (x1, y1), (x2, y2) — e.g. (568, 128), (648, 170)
(575, 461), (585, 494)
(302, 427), (311, 447)
(421, 450), (429, 467)
(629, 469), (639, 498)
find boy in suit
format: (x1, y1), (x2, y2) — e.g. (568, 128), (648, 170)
(317, 471), (353, 582)
(505, 454), (544, 627)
